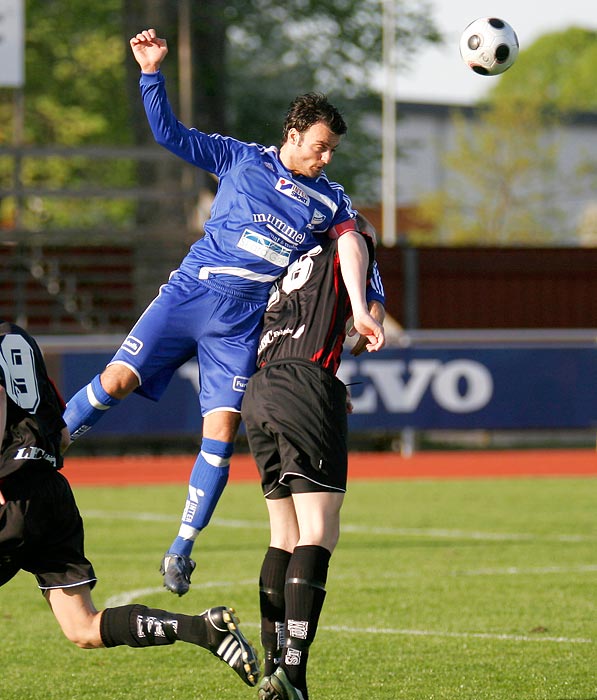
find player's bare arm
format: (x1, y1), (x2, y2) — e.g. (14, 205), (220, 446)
(337, 231), (385, 352)
(130, 28), (168, 73)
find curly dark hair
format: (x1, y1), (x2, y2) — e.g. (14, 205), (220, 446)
(281, 92), (347, 145)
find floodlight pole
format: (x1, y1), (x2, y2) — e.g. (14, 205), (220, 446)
(382, 0), (416, 456)
(381, 0), (397, 246)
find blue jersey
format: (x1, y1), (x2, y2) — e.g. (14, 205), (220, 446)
(140, 72), (357, 299)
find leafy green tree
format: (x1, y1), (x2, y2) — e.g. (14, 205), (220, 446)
(490, 27), (597, 113)
(0, 0), (134, 231)
(121, 0), (440, 205)
(225, 0), (439, 202)
(2, 0), (440, 232)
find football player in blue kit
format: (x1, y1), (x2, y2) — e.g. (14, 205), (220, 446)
(63, 28), (385, 596)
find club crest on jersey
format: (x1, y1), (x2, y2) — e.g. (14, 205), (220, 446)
(233, 375), (249, 392)
(121, 335), (143, 355)
(239, 229), (292, 267)
(275, 177), (310, 205)
(311, 209), (326, 227)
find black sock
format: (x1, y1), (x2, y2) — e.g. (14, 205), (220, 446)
(100, 605), (209, 649)
(282, 545), (331, 695)
(259, 546), (292, 675)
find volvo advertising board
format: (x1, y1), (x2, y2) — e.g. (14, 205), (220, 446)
(56, 343), (596, 437)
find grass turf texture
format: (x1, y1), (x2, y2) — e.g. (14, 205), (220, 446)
(1, 477), (595, 699)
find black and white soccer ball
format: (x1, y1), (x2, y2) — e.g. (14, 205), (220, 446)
(459, 17), (519, 76)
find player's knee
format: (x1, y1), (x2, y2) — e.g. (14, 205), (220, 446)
(271, 533), (299, 552)
(299, 524), (340, 553)
(202, 410), (242, 443)
(101, 364), (139, 399)
(63, 624), (102, 649)
(320, 528), (340, 553)
(55, 608), (103, 649)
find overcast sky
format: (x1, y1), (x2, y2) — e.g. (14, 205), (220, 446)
(395, 0), (597, 105)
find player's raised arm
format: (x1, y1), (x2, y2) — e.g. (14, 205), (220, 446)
(130, 28), (168, 73)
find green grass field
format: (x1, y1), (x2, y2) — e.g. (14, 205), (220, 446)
(2, 476), (596, 700)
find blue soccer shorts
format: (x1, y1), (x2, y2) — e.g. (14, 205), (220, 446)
(109, 270), (266, 415)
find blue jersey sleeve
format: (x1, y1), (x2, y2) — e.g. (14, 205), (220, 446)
(139, 71), (246, 176)
(366, 260), (385, 306)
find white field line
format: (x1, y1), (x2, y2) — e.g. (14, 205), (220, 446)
(104, 579), (255, 607)
(454, 564), (597, 576)
(95, 509), (595, 645)
(82, 509), (597, 544)
(320, 626), (593, 644)
(354, 565), (597, 582)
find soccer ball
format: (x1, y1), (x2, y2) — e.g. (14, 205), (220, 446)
(459, 17), (519, 76)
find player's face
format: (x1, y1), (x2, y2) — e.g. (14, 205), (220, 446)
(284, 123), (341, 178)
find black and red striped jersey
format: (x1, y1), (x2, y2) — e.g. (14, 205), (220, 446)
(256, 238), (380, 375)
(0, 321), (66, 478)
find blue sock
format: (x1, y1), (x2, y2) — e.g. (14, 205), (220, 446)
(63, 374), (120, 441)
(169, 438), (233, 557)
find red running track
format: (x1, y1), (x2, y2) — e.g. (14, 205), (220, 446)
(61, 449), (597, 486)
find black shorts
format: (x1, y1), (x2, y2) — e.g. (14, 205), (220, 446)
(242, 360), (348, 498)
(0, 464), (97, 592)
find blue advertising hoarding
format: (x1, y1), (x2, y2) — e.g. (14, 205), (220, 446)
(57, 343), (596, 436)
(337, 347), (596, 430)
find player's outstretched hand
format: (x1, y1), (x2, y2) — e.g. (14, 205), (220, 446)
(350, 300), (386, 356)
(350, 310), (385, 354)
(130, 28), (168, 73)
